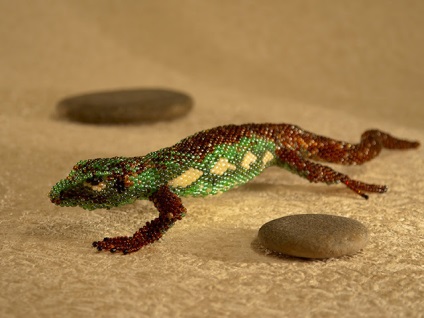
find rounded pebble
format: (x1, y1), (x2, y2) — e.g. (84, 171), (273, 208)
(57, 88), (193, 124)
(258, 214), (368, 259)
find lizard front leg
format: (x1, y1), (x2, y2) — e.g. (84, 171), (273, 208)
(275, 148), (387, 199)
(93, 185), (186, 254)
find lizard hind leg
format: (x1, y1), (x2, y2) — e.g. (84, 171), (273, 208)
(275, 148), (387, 199)
(93, 186), (186, 254)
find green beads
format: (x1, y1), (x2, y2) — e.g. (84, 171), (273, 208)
(49, 132), (277, 210)
(167, 136), (276, 197)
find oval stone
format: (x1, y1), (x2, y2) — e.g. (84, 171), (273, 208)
(57, 88), (193, 124)
(258, 214), (368, 259)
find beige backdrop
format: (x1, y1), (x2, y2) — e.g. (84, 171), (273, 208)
(1, 1), (423, 317)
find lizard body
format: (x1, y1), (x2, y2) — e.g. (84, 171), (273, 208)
(49, 123), (419, 254)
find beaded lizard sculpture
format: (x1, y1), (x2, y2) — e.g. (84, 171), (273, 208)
(49, 124), (419, 254)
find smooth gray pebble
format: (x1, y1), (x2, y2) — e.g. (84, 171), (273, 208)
(258, 214), (368, 259)
(57, 88), (193, 124)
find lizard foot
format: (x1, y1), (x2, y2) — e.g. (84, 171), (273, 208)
(342, 178), (388, 199)
(92, 214), (179, 254)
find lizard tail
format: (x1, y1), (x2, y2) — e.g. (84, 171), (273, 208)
(292, 128), (420, 165)
(361, 130), (420, 150)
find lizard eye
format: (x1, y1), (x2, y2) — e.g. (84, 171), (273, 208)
(83, 176), (107, 192)
(85, 176), (103, 185)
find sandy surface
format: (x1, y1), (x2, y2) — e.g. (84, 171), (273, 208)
(1, 1), (423, 317)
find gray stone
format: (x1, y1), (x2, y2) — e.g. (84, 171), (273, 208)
(258, 214), (368, 259)
(57, 88), (193, 124)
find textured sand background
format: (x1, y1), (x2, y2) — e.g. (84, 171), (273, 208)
(1, 1), (423, 317)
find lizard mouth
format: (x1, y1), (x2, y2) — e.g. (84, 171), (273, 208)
(48, 186), (62, 205)
(49, 182), (119, 210)
(49, 189), (73, 206)
(48, 181), (87, 208)
(49, 176), (137, 210)
(50, 196), (61, 205)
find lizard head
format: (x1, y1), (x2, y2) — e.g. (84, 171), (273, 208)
(49, 157), (144, 210)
